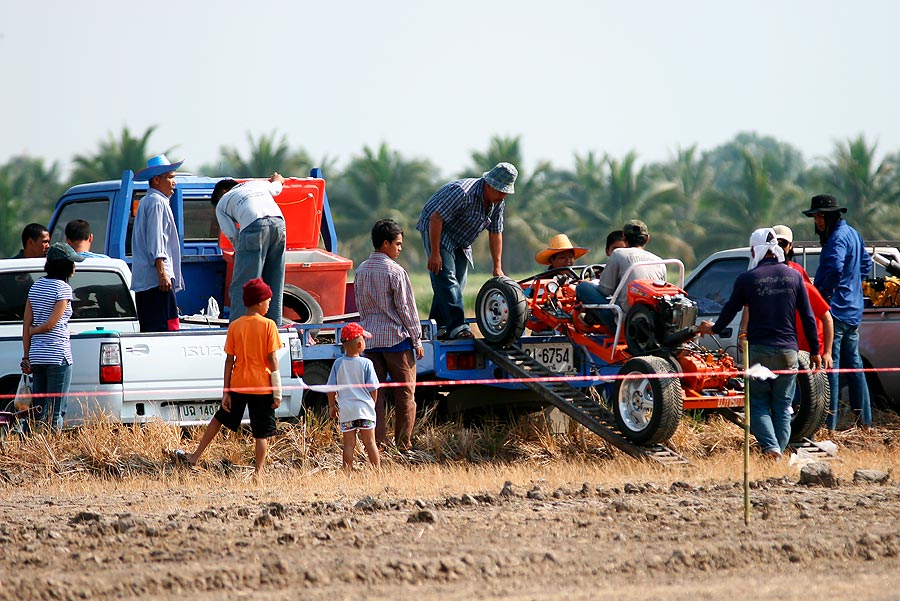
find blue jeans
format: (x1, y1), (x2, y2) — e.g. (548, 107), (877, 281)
(31, 361), (72, 430)
(575, 281), (618, 330)
(421, 231), (469, 337)
(827, 318), (872, 429)
(229, 217), (286, 324)
(747, 345), (798, 453)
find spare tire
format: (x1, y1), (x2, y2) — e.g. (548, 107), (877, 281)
(476, 276), (527, 346)
(283, 284), (324, 338)
(790, 351), (829, 442)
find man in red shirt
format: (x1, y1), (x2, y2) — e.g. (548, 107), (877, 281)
(775, 226), (833, 369)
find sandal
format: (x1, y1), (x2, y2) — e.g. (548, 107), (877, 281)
(453, 329), (475, 340)
(171, 449), (193, 466)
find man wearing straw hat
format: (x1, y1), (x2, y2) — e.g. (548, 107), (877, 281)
(535, 234), (589, 270)
(416, 162), (518, 340)
(131, 154), (185, 332)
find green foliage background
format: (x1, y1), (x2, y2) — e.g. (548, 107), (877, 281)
(3, 127), (898, 281)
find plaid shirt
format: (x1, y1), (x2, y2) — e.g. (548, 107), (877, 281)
(354, 251), (422, 350)
(416, 178), (505, 265)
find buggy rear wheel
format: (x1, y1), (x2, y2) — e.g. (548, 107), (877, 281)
(624, 303), (660, 356)
(476, 276), (527, 346)
(613, 356), (683, 445)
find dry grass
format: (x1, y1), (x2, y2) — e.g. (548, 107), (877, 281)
(1, 409), (897, 506)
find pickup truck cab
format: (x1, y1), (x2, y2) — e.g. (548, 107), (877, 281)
(684, 242), (900, 411)
(46, 169), (353, 323)
(0, 257), (304, 426)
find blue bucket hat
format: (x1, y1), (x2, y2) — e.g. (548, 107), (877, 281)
(135, 154), (185, 181)
(482, 162), (518, 194)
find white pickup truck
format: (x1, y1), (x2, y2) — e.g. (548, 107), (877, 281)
(0, 257), (304, 426)
(684, 242), (900, 412)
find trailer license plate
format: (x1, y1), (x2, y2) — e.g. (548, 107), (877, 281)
(179, 403), (218, 421)
(522, 343), (575, 374)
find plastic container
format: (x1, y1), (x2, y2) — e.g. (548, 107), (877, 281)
(222, 248), (352, 317)
(217, 177), (351, 318)
(218, 178), (325, 251)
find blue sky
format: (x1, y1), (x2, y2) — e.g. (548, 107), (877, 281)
(2, 0), (899, 178)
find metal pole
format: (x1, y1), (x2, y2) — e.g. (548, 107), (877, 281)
(743, 339), (750, 526)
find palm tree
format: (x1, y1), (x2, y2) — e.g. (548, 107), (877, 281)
(69, 126), (163, 184)
(328, 143), (438, 268)
(210, 131), (313, 177)
(700, 148), (806, 253)
(461, 135), (523, 179)
(817, 135), (900, 239)
(0, 156), (64, 255)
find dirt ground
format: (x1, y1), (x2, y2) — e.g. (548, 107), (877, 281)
(0, 459), (898, 601)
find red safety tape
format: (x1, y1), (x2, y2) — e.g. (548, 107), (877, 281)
(3, 365), (899, 400)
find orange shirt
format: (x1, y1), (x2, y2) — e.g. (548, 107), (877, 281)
(224, 314), (282, 392)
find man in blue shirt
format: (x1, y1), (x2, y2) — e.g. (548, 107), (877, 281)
(803, 194), (873, 429)
(416, 163), (517, 340)
(698, 228), (821, 457)
(65, 219), (109, 259)
(131, 154), (185, 332)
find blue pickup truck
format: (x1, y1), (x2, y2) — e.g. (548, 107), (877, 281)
(45, 168), (352, 323)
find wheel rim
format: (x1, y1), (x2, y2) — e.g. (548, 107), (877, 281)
(479, 288), (510, 337)
(617, 371), (654, 432)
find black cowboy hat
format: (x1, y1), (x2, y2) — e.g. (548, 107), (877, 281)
(802, 194), (847, 216)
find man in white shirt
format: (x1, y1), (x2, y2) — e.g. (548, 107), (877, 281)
(575, 220), (666, 331)
(212, 173), (287, 324)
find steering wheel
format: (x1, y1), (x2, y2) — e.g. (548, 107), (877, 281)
(581, 264), (605, 280)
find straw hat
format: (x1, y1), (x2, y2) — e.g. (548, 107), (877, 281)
(535, 234), (589, 265)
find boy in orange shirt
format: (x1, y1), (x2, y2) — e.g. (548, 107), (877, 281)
(177, 278), (283, 474)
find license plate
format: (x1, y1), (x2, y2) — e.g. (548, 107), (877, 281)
(522, 342), (575, 374)
(179, 403), (218, 421)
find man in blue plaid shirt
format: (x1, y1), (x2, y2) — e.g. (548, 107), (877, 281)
(416, 163), (518, 340)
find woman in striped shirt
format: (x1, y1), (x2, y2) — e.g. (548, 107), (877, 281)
(21, 243), (84, 431)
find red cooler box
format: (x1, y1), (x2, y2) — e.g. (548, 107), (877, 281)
(219, 177), (353, 318)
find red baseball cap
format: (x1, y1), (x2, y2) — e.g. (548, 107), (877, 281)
(340, 322), (372, 342)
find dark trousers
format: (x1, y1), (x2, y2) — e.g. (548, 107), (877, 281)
(366, 349), (417, 449)
(136, 287), (180, 332)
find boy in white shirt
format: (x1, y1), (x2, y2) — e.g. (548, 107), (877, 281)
(327, 323), (381, 470)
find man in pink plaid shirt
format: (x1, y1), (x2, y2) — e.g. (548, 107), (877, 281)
(354, 219), (424, 451)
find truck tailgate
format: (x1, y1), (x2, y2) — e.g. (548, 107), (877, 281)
(119, 330), (228, 424)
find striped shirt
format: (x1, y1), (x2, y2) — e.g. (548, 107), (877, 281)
(416, 178), (504, 265)
(355, 251), (422, 350)
(27, 277), (73, 365)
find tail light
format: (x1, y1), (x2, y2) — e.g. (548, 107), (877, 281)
(290, 338), (304, 377)
(100, 342), (122, 384)
(446, 351), (477, 371)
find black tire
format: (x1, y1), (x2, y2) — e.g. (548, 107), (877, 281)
(301, 361), (333, 414)
(624, 303), (660, 356)
(790, 351), (829, 442)
(476, 276), (527, 347)
(613, 356), (683, 445)
(283, 284), (324, 338)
